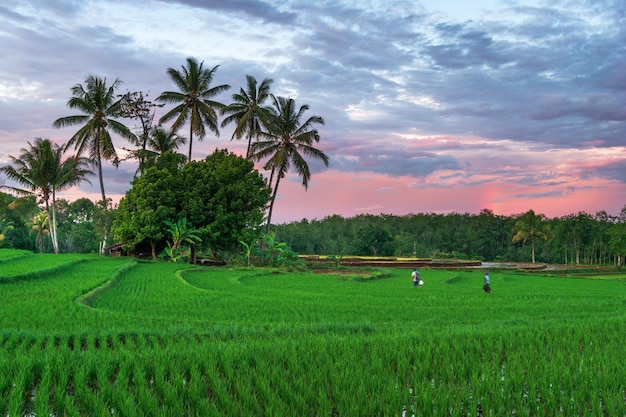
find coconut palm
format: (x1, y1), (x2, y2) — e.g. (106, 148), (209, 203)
(157, 57), (230, 161)
(30, 211), (50, 253)
(129, 126), (187, 172)
(147, 126), (187, 159)
(249, 95), (328, 233)
(512, 209), (553, 263)
(0, 138), (93, 253)
(221, 75), (273, 158)
(53, 75), (137, 203)
(0, 218), (14, 244)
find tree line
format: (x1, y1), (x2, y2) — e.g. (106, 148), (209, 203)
(1, 57), (328, 259)
(3, 187), (626, 267)
(273, 208), (626, 266)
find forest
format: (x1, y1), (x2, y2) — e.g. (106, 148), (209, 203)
(273, 207), (626, 265)
(2, 186), (626, 266)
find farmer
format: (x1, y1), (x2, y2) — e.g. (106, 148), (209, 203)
(411, 268), (422, 287)
(483, 270), (492, 293)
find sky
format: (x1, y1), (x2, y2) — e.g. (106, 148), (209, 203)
(1, 0), (625, 224)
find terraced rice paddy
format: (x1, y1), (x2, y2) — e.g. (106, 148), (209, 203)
(0, 248), (624, 416)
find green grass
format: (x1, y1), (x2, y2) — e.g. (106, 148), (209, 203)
(0, 250), (625, 416)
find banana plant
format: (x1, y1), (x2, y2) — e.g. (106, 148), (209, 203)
(164, 218), (202, 262)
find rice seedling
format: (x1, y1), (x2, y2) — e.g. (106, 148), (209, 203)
(0, 251), (625, 415)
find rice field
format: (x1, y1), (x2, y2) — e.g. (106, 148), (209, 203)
(0, 248), (624, 416)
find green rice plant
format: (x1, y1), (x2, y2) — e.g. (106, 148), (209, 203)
(0, 249), (32, 261)
(33, 363), (54, 416)
(0, 255), (624, 415)
(0, 253), (85, 282)
(7, 359), (31, 417)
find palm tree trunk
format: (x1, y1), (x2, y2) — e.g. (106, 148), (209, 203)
(190, 245), (197, 264)
(188, 125), (193, 161)
(265, 175), (282, 234)
(246, 135), (253, 159)
(245, 121), (256, 159)
(45, 200), (59, 254)
(267, 166), (276, 192)
(50, 191), (59, 254)
(97, 157), (107, 203)
(94, 152), (109, 254)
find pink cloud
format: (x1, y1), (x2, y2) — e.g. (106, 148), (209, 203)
(269, 169), (626, 223)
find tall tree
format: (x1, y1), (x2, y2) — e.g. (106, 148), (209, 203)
(157, 57), (230, 161)
(0, 217), (14, 246)
(117, 91), (164, 174)
(221, 75), (273, 158)
(124, 126), (187, 172)
(30, 211), (50, 253)
(512, 209), (552, 263)
(0, 138), (92, 253)
(53, 75), (136, 203)
(145, 126), (187, 162)
(112, 149), (269, 261)
(55, 198), (100, 253)
(249, 95), (329, 233)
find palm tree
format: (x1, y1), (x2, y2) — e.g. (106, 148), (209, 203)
(147, 126), (187, 159)
(512, 209), (552, 263)
(30, 211), (50, 253)
(0, 138), (93, 253)
(157, 57), (230, 161)
(53, 75), (137, 203)
(0, 218), (14, 245)
(249, 95), (329, 233)
(130, 126), (187, 172)
(221, 75), (273, 158)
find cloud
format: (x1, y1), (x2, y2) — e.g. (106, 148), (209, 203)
(1, 0), (625, 222)
(168, 0), (297, 24)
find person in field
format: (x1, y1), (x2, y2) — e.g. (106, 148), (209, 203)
(483, 270), (492, 293)
(411, 268), (423, 287)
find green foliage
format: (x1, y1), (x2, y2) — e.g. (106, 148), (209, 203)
(234, 231), (303, 269)
(54, 198), (100, 253)
(354, 223), (394, 256)
(162, 242), (184, 263)
(112, 149), (270, 260)
(238, 240), (252, 267)
(157, 57), (230, 161)
(512, 209), (553, 263)
(243, 231), (302, 268)
(221, 75), (274, 158)
(607, 221), (626, 267)
(0, 193), (39, 251)
(0, 217), (14, 246)
(249, 95), (329, 233)
(29, 211), (50, 253)
(162, 218), (202, 262)
(178, 149), (269, 257)
(53, 75), (137, 203)
(0, 138), (93, 254)
(165, 218), (202, 249)
(274, 207), (626, 265)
